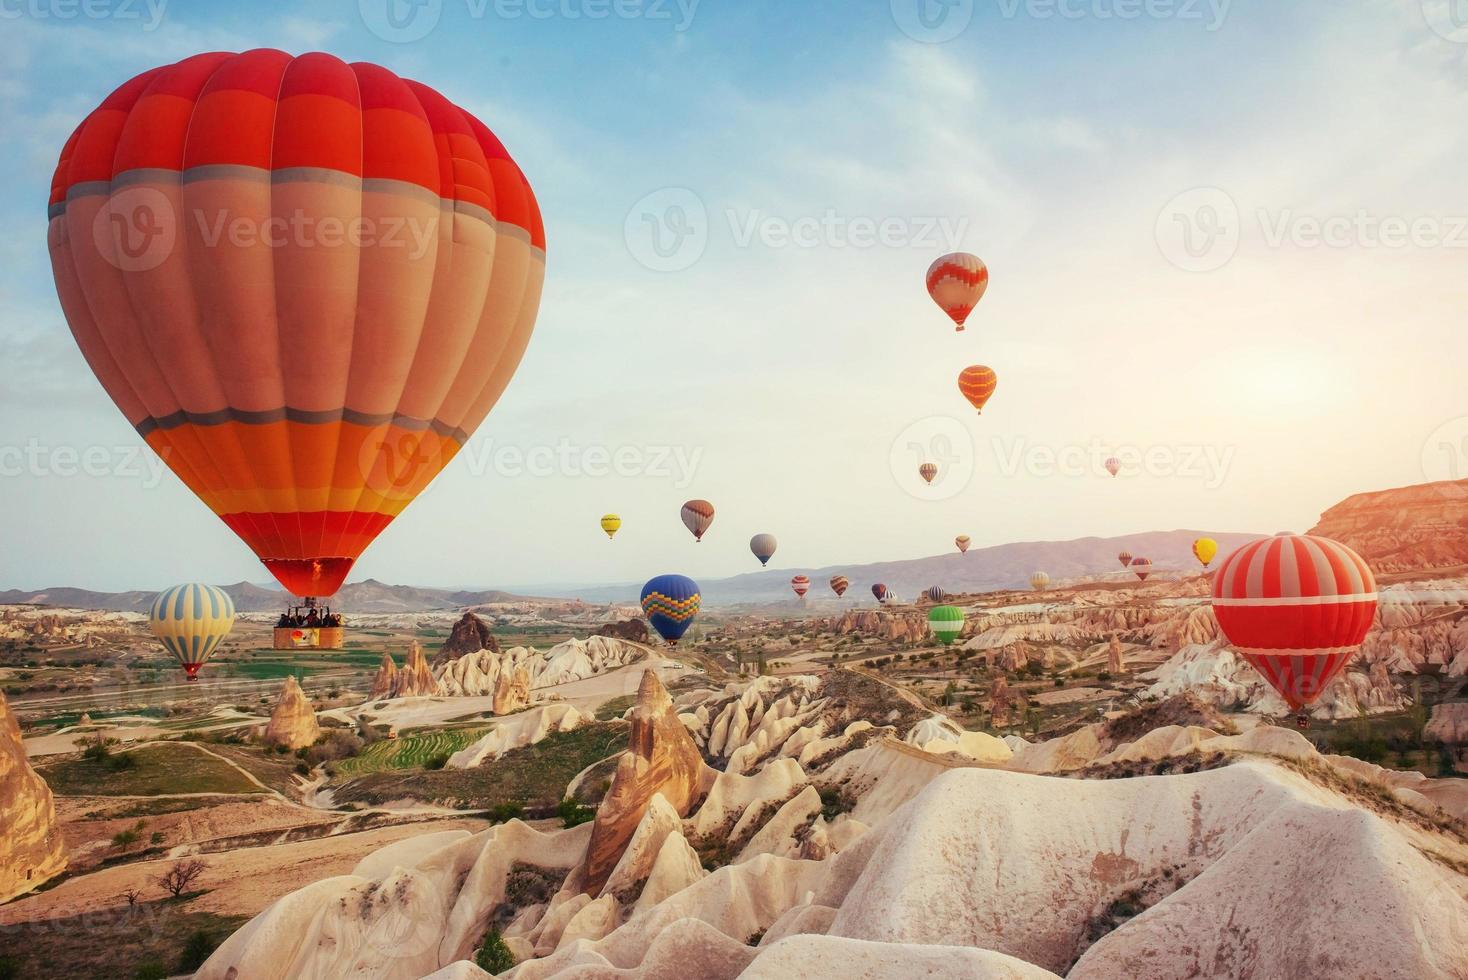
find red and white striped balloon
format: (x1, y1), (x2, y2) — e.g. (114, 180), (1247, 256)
(680, 499), (715, 542)
(1105, 457), (1120, 478)
(1130, 556), (1152, 581)
(919, 462), (938, 484)
(1211, 533), (1377, 711)
(926, 252), (988, 331)
(791, 575), (810, 598)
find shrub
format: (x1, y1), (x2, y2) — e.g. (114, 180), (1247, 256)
(1097, 672), (1112, 682)
(112, 829), (140, 849)
(133, 962), (169, 980)
(424, 753), (450, 771)
(556, 797), (595, 828)
(474, 927), (516, 974)
(150, 831), (166, 846)
(487, 802), (525, 823)
(1053, 678), (1065, 687)
(178, 930), (219, 972)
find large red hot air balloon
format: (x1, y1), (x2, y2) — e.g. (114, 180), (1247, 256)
(1211, 534), (1377, 720)
(958, 366), (997, 414)
(926, 252), (988, 331)
(49, 51), (545, 599)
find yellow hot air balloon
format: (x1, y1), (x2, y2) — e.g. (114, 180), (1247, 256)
(149, 584), (236, 681)
(601, 514), (622, 540)
(1193, 537), (1218, 569)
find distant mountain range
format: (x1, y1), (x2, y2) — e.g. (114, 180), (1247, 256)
(1, 530), (1256, 612)
(0, 579), (547, 614)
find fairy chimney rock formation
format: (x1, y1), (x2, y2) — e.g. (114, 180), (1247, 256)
(263, 676), (321, 751)
(1107, 634), (1127, 675)
(492, 661), (532, 715)
(0, 691), (67, 902)
(434, 611), (500, 668)
(369, 653), (398, 698)
(989, 674), (1015, 729)
(581, 670), (704, 895)
(390, 641), (443, 698)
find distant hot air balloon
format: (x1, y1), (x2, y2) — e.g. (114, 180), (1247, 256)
(791, 575), (810, 598)
(681, 500), (715, 542)
(149, 584), (236, 681)
(919, 462), (938, 484)
(872, 583), (889, 603)
(750, 533), (778, 567)
(829, 575), (849, 597)
(958, 366), (998, 414)
(1130, 557), (1152, 581)
(926, 252), (988, 331)
(1211, 534), (1376, 723)
(925, 585), (946, 603)
(1193, 537), (1218, 569)
(50, 52), (546, 599)
(1117, 551), (1133, 569)
(1030, 571), (1050, 591)
(640, 574), (701, 646)
(1105, 457), (1120, 478)
(955, 535), (970, 554)
(928, 605), (965, 645)
(600, 514), (621, 540)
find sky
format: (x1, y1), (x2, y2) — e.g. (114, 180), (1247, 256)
(1, 0), (1466, 593)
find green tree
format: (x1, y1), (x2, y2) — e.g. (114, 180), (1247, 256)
(475, 927), (516, 974)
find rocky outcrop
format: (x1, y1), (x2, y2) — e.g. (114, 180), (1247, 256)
(447, 704), (587, 768)
(828, 609), (929, 643)
(369, 652), (398, 698)
(262, 675), (320, 750)
(491, 661), (531, 715)
(989, 675), (1016, 728)
(1106, 634), (1126, 675)
(436, 636), (650, 698)
(434, 611), (500, 668)
(1309, 477), (1468, 572)
(1426, 702), (1468, 745)
(0, 691), (66, 902)
(581, 670), (707, 896)
(593, 619), (650, 643)
(389, 640), (442, 698)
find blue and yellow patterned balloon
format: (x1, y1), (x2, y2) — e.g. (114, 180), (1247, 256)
(639, 574), (701, 646)
(149, 584), (236, 681)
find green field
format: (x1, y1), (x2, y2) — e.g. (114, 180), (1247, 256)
(332, 722), (628, 811)
(333, 726), (492, 776)
(37, 742), (266, 797)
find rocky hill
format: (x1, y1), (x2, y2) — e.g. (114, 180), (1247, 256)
(1308, 478), (1468, 573)
(0, 691), (66, 902)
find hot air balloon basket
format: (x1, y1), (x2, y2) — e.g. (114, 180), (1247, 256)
(274, 626), (346, 651)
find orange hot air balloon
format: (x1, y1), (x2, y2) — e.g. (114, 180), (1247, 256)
(829, 575), (849, 597)
(681, 499), (715, 541)
(926, 252), (988, 331)
(919, 462), (938, 484)
(958, 366), (997, 414)
(49, 52), (545, 599)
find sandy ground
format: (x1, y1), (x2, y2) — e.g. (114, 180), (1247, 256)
(0, 816), (486, 926)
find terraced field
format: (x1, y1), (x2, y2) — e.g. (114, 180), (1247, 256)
(334, 726), (491, 776)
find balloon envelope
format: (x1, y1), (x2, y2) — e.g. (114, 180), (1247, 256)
(640, 574), (701, 645)
(1193, 537), (1218, 568)
(919, 462), (938, 484)
(928, 605), (965, 645)
(750, 533), (778, 566)
(955, 535), (970, 554)
(600, 514), (621, 539)
(871, 583), (888, 602)
(1105, 457), (1120, 478)
(829, 575), (849, 597)
(925, 585), (946, 603)
(1030, 571), (1050, 591)
(681, 500), (715, 541)
(926, 252), (988, 331)
(149, 584), (236, 680)
(1130, 557), (1152, 581)
(1211, 534), (1376, 710)
(50, 51), (546, 598)
(1117, 551), (1133, 569)
(791, 574), (810, 598)
(958, 366), (998, 413)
